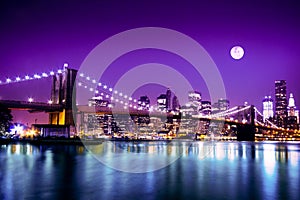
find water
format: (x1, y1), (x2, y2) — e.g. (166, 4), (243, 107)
(0, 141), (299, 200)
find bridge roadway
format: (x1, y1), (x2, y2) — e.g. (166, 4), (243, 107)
(0, 100), (63, 112)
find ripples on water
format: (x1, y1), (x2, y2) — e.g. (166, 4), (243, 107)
(0, 141), (299, 200)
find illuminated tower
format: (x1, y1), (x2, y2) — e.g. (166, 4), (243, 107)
(288, 93), (295, 116)
(287, 93), (299, 127)
(262, 96), (274, 122)
(275, 80), (287, 127)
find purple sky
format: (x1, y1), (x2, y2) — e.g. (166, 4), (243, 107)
(0, 0), (300, 124)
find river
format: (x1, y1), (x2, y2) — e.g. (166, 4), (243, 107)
(0, 141), (299, 199)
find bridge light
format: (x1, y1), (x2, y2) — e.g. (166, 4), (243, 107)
(133, 99), (137, 103)
(95, 90), (99, 94)
(129, 97), (132, 101)
(105, 95), (109, 98)
(119, 93), (123, 96)
(6, 78), (11, 83)
(84, 86), (87, 89)
(57, 69), (62, 74)
(110, 97), (114, 100)
(98, 82), (102, 86)
(28, 97), (34, 103)
(16, 77), (21, 81)
(89, 88), (93, 92)
(86, 76), (90, 80)
(42, 73), (48, 77)
(129, 104), (133, 107)
(34, 74), (41, 79)
(78, 82), (82, 86)
(109, 88), (113, 92)
(133, 105), (137, 109)
(103, 85), (107, 89)
(124, 106), (127, 109)
(63, 63), (68, 68)
(92, 79), (96, 84)
(79, 73), (84, 77)
(115, 99), (119, 102)
(120, 101), (124, 104)
(48, 100), (53, 104)
(124, 95), (128, 99)
(114, 90), (118, 94)
(50, 71), (55, 76)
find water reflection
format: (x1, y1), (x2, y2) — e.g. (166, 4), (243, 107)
(0, 142), (299, 199)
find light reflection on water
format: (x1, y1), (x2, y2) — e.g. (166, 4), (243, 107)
(0, 142), (299, 200)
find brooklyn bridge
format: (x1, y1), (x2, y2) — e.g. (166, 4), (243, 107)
(1, 64), (299, 141)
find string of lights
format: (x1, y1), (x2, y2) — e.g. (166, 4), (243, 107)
(214, 106), (251, 118)
(211, 106), (239, 117)
(77, 81), (141, 111)
(0, 68), (64, 86)
(77, 73), (138, 103)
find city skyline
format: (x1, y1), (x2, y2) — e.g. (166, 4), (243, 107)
(0, 1), (300, 124)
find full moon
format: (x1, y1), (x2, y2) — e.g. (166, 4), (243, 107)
(230, 46), (244, 60)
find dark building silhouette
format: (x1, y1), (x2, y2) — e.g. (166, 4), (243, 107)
(166, 88), (172, 111)
(172, 95), (180, 111)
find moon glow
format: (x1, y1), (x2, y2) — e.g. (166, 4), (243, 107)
(230, 46), (244, 60)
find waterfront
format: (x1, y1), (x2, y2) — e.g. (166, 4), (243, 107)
(0, 141), (299, 199)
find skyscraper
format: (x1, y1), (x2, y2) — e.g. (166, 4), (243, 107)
(275, 80), (287, 127)
(188, 91), (202, 113)
(262, 96), (274, 122)
(172, 95), (180, 111)
(200, 101), (211, 116)
(138, 96), (150, 111)
(287, 93), (299, 128)
(157, 94), (167, 111)
(218, 99), (230, 111)
(166, 88), (172, 111)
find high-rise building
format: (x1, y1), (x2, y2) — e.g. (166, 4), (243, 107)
(275, 80), (287, 127)
(157, 94), (167, 111)
(211, 99), (229, 114)
(166, 88), (172, 111)
(172, 95), (180, 111)
(188, 91), (202, 113)
(218, 99), (230, 111)
(138, 96), (150, 111)
(287, 93), (299, 127)
(200, 101), (211, 116)
(262, 96), (274, 122)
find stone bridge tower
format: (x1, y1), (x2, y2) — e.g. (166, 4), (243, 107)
(49, 64), (77, 126)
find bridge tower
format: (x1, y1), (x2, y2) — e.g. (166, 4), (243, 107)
(236, 105), (256, 141)
(49, 65), (77, 126)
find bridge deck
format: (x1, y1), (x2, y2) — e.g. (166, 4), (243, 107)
(0, 100), (63, 112)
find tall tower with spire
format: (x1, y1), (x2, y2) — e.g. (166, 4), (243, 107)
(287, 93), (299, 129)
